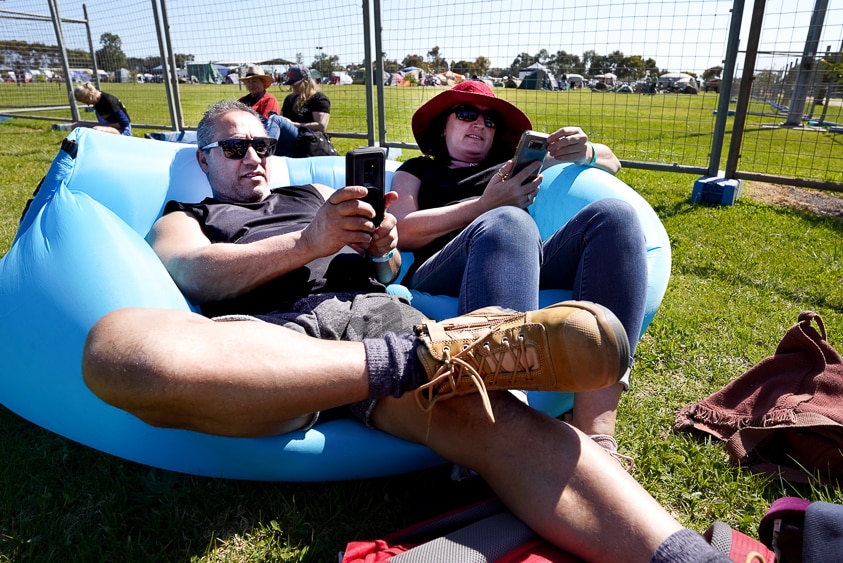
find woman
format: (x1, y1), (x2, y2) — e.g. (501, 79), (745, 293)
(238, 65), (280, 123)
(72, 82), (132, 136)
(390, 80), (647, 464)
(266, 65), (332, 157)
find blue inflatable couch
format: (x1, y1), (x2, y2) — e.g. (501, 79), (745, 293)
(0, 129), (671, 481)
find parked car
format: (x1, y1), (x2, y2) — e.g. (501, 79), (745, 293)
(705, 78), (721, 93)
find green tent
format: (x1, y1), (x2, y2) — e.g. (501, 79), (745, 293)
(518, 69), (552, 90)
(186, 62), (224, 84)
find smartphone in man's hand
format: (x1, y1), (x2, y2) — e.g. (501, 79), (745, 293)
(511, 130), (549, 183)
(346, 146), (386, 226)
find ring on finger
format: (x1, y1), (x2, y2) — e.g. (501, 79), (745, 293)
(496, 169), (507, 180)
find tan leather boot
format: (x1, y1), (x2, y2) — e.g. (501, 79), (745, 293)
(414, 301), (629, 422)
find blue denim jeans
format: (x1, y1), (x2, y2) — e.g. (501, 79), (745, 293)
(405, 199), (648, 358)
(264, 114), (300, 157)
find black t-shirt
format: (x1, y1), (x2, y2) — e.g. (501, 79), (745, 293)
(396, 156), (506, 279)
(281, 91), (331, 125)
(94, 92), (130, 127)
(163, 184), (385, 317)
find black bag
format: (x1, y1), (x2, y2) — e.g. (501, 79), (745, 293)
(293, 129), (338, 158)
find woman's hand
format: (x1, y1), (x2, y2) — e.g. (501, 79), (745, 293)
(479, 160), (542, 210)
(546, 127), (622, 174)
(547, 127), (590, 164)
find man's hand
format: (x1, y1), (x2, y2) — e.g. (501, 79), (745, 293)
(363, 191), (399, 258)
(300, 187), (399, 259)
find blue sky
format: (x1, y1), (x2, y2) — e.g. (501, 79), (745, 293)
(3, 0), (842, 76)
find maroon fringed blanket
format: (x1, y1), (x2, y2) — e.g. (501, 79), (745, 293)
(675, 311), (843, 483)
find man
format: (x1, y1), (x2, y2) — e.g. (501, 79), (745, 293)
(82, 100), (730, 562)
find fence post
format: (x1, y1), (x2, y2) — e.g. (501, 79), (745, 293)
(724, 0), (766, 179)
(82, 5), (102, 91)
(46, 0), (80, 122)
(150, 0), (178, 131)
(159, 0), (184, 130)
(373, 0), (387, 147)
(785, 0), (829, 127)
(708, 0), (745, 177)
(362, 0), (376, 146)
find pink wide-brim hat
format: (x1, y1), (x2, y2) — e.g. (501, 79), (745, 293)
(411, 80), (532, 155)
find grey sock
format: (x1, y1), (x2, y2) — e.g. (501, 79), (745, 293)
(363, 333), (424, 399)
(650, 529), (732, 563)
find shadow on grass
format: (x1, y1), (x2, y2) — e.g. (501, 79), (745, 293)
(0, 406), (494, 562)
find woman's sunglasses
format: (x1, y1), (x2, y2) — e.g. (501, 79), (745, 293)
(201, 137), (277, 159)
(451, 104), (498, 129)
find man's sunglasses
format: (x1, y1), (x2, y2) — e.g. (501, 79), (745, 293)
(201, 137), (277, 159)
(451, 104), (498, 129)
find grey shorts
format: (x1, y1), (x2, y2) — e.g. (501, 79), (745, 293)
(214, 291), (427, 432)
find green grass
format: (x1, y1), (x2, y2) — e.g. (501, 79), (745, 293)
(1, 100), (843, 560)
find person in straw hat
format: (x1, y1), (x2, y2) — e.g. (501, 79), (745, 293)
(390, 80), (645, 467)
(238, 65), (280, 123)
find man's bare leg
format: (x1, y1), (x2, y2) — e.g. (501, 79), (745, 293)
(83, 308), (371, 437)
(372, 392), (684, 562)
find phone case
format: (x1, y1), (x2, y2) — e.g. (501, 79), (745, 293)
(511, 131), (549, 181)
(346, 147), (386, 225)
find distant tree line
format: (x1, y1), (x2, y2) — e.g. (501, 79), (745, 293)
(381, 46), (671, 80)
(5, 36), (706, 82)
(1, 39), (90, 71)
(1, 36), (192, 75)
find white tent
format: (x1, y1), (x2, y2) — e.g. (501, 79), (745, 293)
(594, 73), (618, 86)
(330, 71), (353, 85)
(657, 72), (693, 85)
(657, 72), (697, 91)
(398, 67), (421, 82)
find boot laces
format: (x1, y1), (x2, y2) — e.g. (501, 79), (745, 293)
(415, 334), (532, 423)
(589, 434), (636, 473)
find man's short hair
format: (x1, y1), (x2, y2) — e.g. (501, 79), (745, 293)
(196, 100), (263, 149)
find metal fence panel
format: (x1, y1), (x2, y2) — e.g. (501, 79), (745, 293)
(731, 0), (843, 188)
(1, 0), (842, 190)
(378, 0), (736, 176)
